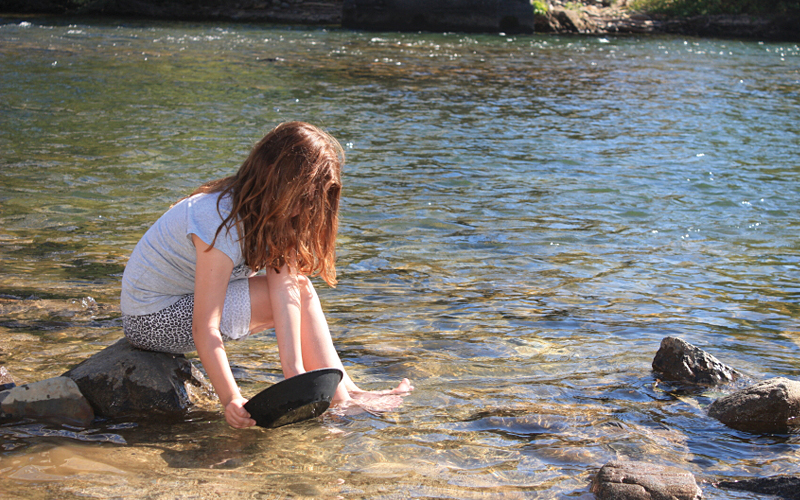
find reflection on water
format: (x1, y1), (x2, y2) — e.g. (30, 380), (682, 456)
(1, 16), (799, 499)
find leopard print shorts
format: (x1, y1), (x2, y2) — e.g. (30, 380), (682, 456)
(122, 279), (251, 354)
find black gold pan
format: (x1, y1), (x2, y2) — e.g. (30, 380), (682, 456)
(244, 368), (344, 428)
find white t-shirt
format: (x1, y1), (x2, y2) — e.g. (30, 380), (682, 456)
(120, 192), (252, 316)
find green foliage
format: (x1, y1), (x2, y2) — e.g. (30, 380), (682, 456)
(631, 0), (800, 17)
(564, 1), (583, 10)
(531, 0), (549, 16)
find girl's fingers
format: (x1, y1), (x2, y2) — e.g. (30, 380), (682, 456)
(226, 399), (256, 428)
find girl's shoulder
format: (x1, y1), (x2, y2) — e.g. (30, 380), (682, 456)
(184, 191), (233, 217)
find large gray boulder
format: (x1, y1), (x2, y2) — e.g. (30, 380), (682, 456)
(652, 337), (742, 386)
(591, 461), (702, 500)
(62, 338), (214, 418)
(0, 377), (94, 427)
(552, 7), (588, 32)
(707, 377), (800, 433)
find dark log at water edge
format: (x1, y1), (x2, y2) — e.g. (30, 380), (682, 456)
(0, 0), (798, 40)
(341, 0), (535, 34)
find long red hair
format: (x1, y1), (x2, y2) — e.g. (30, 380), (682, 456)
(193, 122), (344, 287)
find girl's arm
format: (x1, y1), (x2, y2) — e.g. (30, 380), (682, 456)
(191, 234), (255, 429)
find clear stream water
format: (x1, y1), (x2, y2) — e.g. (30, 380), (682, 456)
(0, 16), (799, 499)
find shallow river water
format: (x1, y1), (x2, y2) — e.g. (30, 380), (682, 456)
(1, 16), (799, 499)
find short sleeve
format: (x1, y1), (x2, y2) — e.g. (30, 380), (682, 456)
(185, 193), (243, 266)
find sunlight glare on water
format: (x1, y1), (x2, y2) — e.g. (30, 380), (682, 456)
(0, 17), (799, 499)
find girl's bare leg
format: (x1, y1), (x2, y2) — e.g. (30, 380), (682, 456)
(295, 274), (413, 405)
(249, 272), (413, 408)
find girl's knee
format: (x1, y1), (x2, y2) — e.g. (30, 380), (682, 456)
(296, 274), (311, 288)
(296, 274), (318, 300)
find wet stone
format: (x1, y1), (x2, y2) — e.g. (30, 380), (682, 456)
(0, 376), (94, 427)
(0, 365), (15, 391)
(652, 336), (742, 386)
(62, 337), (214, 418)
(287, 482), (323, 497)
(591, 461), (702, 500)
(708, 377), (800, 433)
(553, 7), (588, 32)
(716, 475), (800, 500)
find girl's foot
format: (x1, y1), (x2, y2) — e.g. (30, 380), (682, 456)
(333, 378), (414, 414)
(350, 378), (414, 398)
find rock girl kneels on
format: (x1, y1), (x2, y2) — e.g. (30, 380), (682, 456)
(120, 121), (413, 428)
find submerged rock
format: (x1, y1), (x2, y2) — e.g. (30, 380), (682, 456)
(591, 461), (702, 500)
(707, 377), (800, 433)
(0, 377), (94, 427)
(652, 336), (742, 386)
(63, 338), (215, 418)
(716, 475), (800, 500)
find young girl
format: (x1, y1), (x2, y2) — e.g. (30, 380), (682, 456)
(120, 121), (412, 428)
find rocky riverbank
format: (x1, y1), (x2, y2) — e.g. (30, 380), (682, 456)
(537, 0), (799, 40)
(4, 0), (799, 40)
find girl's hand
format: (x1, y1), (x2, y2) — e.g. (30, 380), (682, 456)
(225, 397), (256, 429)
